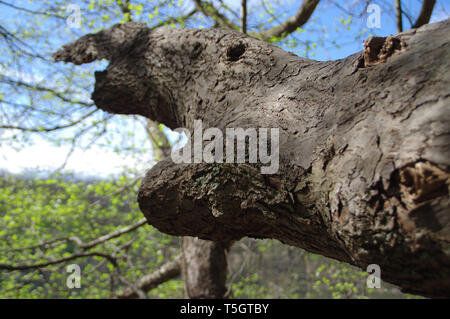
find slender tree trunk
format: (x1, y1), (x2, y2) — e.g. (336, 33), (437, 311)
(182, 237), (232, 298)
(241, 0), (247, 34)
(395, 0), (403, 32)
(54, 19), (450, 297)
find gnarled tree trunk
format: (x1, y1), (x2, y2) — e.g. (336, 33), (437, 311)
(54, 19), (450, 297)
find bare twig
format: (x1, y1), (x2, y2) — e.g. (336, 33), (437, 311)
(193, 0), (238, 30)
(1, 218), (147, 253)
(0, 251), (117, 270)
(0, 0), (65, 19)
(0, 109), (98, 132)
(81, 219), (147, 250)
(257, 0), (320, 40)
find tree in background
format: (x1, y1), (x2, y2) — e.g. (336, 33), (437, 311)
(0, 0), (447, 298)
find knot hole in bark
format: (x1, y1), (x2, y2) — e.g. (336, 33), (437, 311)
(362, 36), (406, 67)
(226, 42), (246, 62)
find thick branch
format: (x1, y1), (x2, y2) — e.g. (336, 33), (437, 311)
(54, 19), (450, 297)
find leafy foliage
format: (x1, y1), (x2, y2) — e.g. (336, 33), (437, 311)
(0, 172), (180, 298)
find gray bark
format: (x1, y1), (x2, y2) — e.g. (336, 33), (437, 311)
(54, 19), (450, 297)
(182, 238), (232, 298)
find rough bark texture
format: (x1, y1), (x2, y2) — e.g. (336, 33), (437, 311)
(182, 237), (232, 298)
(54, 19), (450, 298)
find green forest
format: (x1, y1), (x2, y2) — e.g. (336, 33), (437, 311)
(0, 171), (418, 298)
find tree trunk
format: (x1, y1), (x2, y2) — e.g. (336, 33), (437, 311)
(54, 19), (450, 297)
(182, 237), (231, 298)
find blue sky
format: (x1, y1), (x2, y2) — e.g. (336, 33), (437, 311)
(0, 0), (449, 176)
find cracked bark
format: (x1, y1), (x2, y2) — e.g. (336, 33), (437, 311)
(54, 19), (450, 298)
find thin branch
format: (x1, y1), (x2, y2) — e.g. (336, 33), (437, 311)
(144, 119), (171, 160)
(257, 0), (320, 40)
(218, 0), (240, 19)
(0, 251), (117, 271)
(241, 0), (247, 34)
(1, 218), (147, 253)
(412, 0), (436, 28)
(401, 7), (414, 26)
(225, 250), (248, 298)
(87, 175), (143, 209)
(114, 269), (148, 299)
(116, 0), (133, 22)
(54, 140), (78, 172)
(150, 9), (197, 29)
(193, 0), (239, 30)
(0, 99), (67, 116)
(395, 0), (403, 32)
(0, 78), (94, 107)
(0, 109), (99, 132)
(1, 237), (77, 253)
(0, 25), (51, 61)
(0, 0), (65, 19)
(331, 0), (371, 18)
(81, 218), (147, 250)
(86, 238), (136, 275)
(116, 255), (182, 298)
